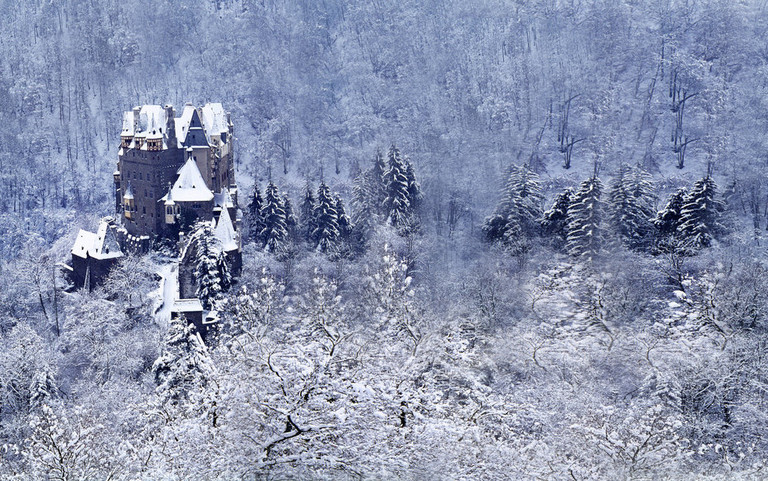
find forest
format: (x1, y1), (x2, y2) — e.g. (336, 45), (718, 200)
(3, 0), (768, 479)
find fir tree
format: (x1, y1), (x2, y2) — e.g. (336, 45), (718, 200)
(313, 181), (340, 252)
(541, 188), (573, 247)
(677, 176), (725, 251)
(566, 176), (604, 261)
(192, 222), (230, 310)
(261, 181), (288, 253)
(383, 144), (413, 228)
(654, 187), (688, 240)
(404, 159), (423, 213)
(299, 182), (316, 244)
(152, 316), (214, 405)
(247, 184), (265, 244)
(482, 164), (543, 246)
(283, 193), (299, 242)
(336, 194), (352, 242)
(607, 165), (655, 250)
(371, 148), (388, 212)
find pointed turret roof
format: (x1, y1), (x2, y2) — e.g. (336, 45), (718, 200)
(123, 182), (134, 200)
(168, 157), (214, 202)
(214, 205), (238, 252)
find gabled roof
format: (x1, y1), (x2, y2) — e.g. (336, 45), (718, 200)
(201, 103), (229, 142)
(72, 221), (123, 260)
(214, 206), (238, 252)
(166, 157), (214, 203)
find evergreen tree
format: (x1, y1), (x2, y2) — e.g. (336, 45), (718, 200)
(261, 181), (288, 253)
(351, 170), (379, 248)
(299, 182), (316, 244)
(404, 159), (423, 213)
(541, 188), (573, 247)
(607, 165), (655, 250)
(192, 222), (229, 310)
(383, 144), (413, 228)
(654, 187), (688, 239)
(566, 176), (604, 261)
(247, 184), (265, 244)
(283, 193), (299, 242)
(370, 148), (388, 212)
(482, 164), (543, 247)
(152, 316), (214, 405)
(677, 176), (725, 250)
(336, 194), (352, 242)
(313, 181), (340, 252)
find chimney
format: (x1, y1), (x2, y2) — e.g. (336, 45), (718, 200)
(165, 104), (176, 149)
(132, 106), (140, 133)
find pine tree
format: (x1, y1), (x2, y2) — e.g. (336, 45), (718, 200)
(299, 182), (316, 244)
(371, 148), (388, 211)
(261, 181), (288, 253)
(152, 316), (214, 405)
(192, 222), (229, 310)
(283, 193), (298, 242)
(313, 181), (340, 252)
(607, 165), (655, 250)
(482, 164), (543, 246)
(336, 195), (352, 242)
(541, 188), (573, 247)
(383, 144), (412, 228)
(404, 159), (423, 213)
(677, 176), (725, 251)
(654, 187), (688, 240)
(566, 176), (604, 261)
(247, 184), (265, 244)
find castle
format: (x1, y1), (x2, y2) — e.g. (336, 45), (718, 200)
(68, 103), (241, 306)
(114, 103), (237, 239)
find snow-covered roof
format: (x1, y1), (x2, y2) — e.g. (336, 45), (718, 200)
(166, 157), (214, 202)
(213, 188), (235, 209)
(139, 105), (167, 136)
(214, 206), (238, 252)
(71, 221), (123, 260)
(175, 104), (196, 146)
(201, 103), (228, 141)
(173, 298), (203, 313)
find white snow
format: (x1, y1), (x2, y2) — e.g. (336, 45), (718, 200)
(153, 261), (179, 325)
(71, 221), (123, 260)
(164, 157), (214, 202)
(214, 206), (239, 252)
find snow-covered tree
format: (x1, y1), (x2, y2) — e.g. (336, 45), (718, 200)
(247, 184), (265, 245)
(383, 144), (415, 229)
(541, 188), (573, 248)
(607, 165), (655, 250)
(336, 195), (352, 243)
(191, 222), (230, 310)
(283, 193), (298, 243)
(677, 176), (726, 251)
(260, 181), (288, 253)
(312, 182), (340, 253)
(299, 182), (316, 245)
(482, 164), (543, 251)
(567, 176), (604, 261)
(152, 316), (215, 406)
